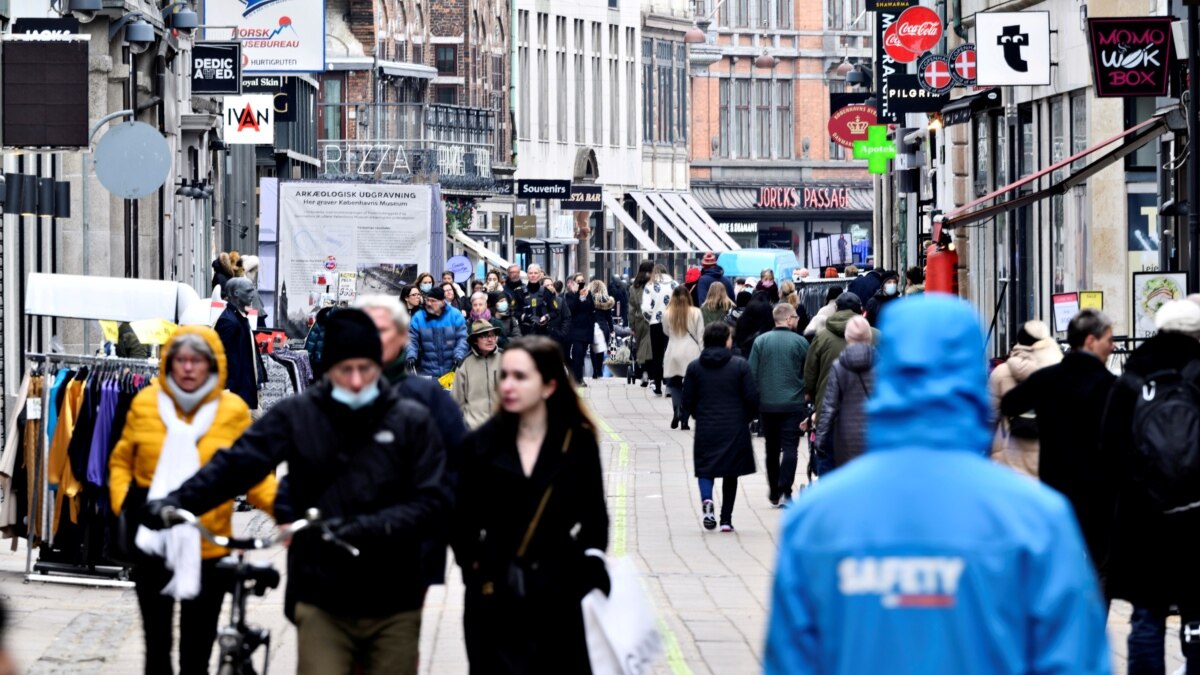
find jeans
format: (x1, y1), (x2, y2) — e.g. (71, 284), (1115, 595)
(698, 476), (739, 522)
(294, 601), (422, 675)
(568, 340), (591, 382)
(134, 558), (231, 675)
(1128, 603), (1198, 675)
(761, 410), (804, 501)
(666, 376), (687, 425)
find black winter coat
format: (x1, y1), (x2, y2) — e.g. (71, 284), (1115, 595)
(169, 381), (449, 619)
(503, 279), (528, 318)
(864, 289), (900, 326)
(683, 348), (759, 478)
(453, 417), (609, 674)
(847, 270), (883, 305)
(214, 305), (262, 410)
(564, 292), (595, 343)
(1102, 332), (1200, 606)
(734, 297), (775, 357)
(609, 281), (629, 322)
(1001, 351), (1116, 564)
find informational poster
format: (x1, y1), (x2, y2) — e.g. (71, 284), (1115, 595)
(276, 182), (432, 337)
(1080, 291), (1104, 311)
(1131, 271), (1187, 338)
(1128, 192), (1160, 276)
(204, 0), (325, 73)
(1051, 292), (1079, 333)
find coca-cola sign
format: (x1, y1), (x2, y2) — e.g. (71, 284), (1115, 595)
(894, 6), (943, 55)
(884, 23), (919, 63)
(1087, 17), (1172, 98)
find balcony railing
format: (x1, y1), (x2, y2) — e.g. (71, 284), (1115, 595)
(318, 103), (500, 191)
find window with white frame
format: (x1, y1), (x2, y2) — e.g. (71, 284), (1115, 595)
(537, 13), (548, 141)
(775, 80), (792, 158)
(718, 76), (793, 159)
(627, 28), (637, 147)
(575, 20), (585, 143)
(642, 38), (653, 143)
(592, 22), (603, 145)
(755, 80), (771, 158)
(676, 43), (687, 143)
(556, 17), (567, 142)
(610, 26), (620, 147)
(518, 10), (529, 139)
(718, 79), (730, 158)
(734, 79), (751, 157)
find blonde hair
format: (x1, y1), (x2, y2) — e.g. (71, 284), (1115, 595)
(703, 282), (733, 312)
(589, 279), (609, 296)
(666, 285), (693, 337)
(780, 281), (798, 307)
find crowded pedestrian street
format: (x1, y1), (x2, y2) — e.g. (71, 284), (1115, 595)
(0, 378), (1184, 674)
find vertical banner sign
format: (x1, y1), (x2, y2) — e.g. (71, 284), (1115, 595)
(876, 0), (917, 124)
(276, 182), (433, 338)
(204, 0), (325, 73)
(1087, 17), (1173, 98)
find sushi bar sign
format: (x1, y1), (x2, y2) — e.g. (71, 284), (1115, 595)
(756, 186), (853, 210)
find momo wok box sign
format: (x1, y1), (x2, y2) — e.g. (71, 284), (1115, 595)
(1087, 17), (1173, 98)
(204, 0), (325, 72)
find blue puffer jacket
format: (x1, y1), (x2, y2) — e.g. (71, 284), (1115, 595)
(766, 296), (1110, 675)
(406, 308), (468, 377)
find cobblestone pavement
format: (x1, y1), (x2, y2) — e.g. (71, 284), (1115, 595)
(0, 378), (1183, 673)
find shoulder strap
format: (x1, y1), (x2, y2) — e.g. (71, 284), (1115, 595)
(515, 428), (572, 559)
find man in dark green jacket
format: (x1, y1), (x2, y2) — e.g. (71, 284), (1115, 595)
(749, 303), (809, 506)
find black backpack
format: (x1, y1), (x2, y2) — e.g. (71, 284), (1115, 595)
(1126, 360), (1200, 514)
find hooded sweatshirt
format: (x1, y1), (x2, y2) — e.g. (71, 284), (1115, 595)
(766, 296), (1110, 675)
(695, 265), (735, 306)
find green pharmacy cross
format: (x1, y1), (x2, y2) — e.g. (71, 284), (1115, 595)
(853, 125), (897, 174)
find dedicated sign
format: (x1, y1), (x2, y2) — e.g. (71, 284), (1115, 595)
(516, 179), (571, 199)
(563, 184), (602, 211)
(192, 42), (241, 95)
(223, 94), (274, 144)
(828, 104), (876, 149)
(204, 0), (325, 73)
(976, 11), (1051, 86)
(875, 0), (917, 124)
(1088, 17), (1173, 98)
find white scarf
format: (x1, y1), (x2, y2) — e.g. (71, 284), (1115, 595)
(135, 390), (219, 600)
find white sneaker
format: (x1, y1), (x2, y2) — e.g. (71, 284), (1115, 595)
(701, 500), (716, 530)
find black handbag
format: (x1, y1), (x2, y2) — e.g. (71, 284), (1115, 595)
(109, 483), (149, 565)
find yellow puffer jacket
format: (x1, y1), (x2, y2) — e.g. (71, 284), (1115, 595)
(109, 325), (277, 560)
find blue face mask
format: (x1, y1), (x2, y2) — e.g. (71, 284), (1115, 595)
(331, 380), (380, 410)
(497, 301), (509, 313)
(419, 283), (433, 293)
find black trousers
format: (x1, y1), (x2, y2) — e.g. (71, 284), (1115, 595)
(568, 340), (591, 382)
(134, 558), (231, 675)
(648, 324), (668, 389)
(762, 411), (804, 501)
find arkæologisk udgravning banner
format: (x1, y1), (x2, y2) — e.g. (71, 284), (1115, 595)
(1087, 17), (1173, 98)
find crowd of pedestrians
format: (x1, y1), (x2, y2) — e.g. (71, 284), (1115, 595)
(110, 251), (1200, 674)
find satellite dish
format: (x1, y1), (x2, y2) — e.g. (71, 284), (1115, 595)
(93, 121), (172, 199)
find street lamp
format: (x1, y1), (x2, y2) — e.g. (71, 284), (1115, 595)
(754, 51), (777, 69)
(64, 0), (100, 23)
(161, 2), (199, 32)
(109, 13), (156, 54)
(685, 0), (726, 44)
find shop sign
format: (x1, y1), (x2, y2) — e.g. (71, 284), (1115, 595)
(875, 0), (916, 123)
(975, 11), (1051, 86)
(1087, 17), (1172, 98)
(242, 75), (297, 122)
(884, 23), (919, 63)
(885, 74), (950, 113)
(894, 5), (942, 54)
(950, 43), (977, 86)
(755, 186), (854, 210)
(490, 179), (514, 196)
(917, 54), (954, 95)
(12, 17), (79, 35)
(719, 222), (758, 233)
(516, 179), (571, 199)
(192, 42), (241, 95)
(853, 126), (897, 174)
(562, 184), (602, 211)
(828, 104), (876, 149)
(204, 0), (325, 73)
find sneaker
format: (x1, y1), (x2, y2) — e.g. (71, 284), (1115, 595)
(720, 522), (735, 533)
(702, 500), (717, 530)
(777, 494), (793, 509)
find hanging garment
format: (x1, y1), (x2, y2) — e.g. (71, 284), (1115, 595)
(45, 368), (69, 442)
(86, 381), (120, 487)
(259, 355), (297, 412)
(0, 372), (33, 537)
(48, 375), (86, 535)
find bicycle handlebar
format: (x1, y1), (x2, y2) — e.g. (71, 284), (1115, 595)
(161, 507), (360, 557)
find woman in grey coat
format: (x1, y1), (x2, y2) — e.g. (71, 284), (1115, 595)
(814, 315), (876, 469)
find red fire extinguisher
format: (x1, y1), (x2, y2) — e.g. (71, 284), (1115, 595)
(926, 243), (959, 295)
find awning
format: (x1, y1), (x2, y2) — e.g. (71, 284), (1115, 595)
(602, 194), (662, 253)
(644, 193), (721, 251)
(656, 193), (728, 252)
(938, 112), (1173, 233)
(326, 56), (374, 71)
(378, 60), (438, 80)
(629, 192), (699, 252)
(941, 89), (1001, 128)
(451, 230), (512, 270)
(676, 192), (741, 251)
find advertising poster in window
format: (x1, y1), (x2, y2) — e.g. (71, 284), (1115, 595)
(1131, 271), (1187, 339)
(276, 182), (432, 338)
(1128, 192), (1160, 276)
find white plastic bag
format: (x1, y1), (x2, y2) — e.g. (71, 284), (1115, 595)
(581, 557), (664, 675)
(593, 323), (608, 354)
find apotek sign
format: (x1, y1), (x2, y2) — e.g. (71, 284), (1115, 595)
(192, 43), (241, 95)
(1088, 17), (1172, 98)
(755, 186), (854, 210)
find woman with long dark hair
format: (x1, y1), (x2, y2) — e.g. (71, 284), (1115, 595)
(453, 337), (610, 674)
(629, 260), (656, 387)
(640, 263), (678, 396)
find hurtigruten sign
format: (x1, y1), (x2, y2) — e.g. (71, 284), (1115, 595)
(755, 186), (854, 210)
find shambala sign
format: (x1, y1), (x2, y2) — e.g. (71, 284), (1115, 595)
(756, 186), (853, 210)
(1087, 17), (1172, 98)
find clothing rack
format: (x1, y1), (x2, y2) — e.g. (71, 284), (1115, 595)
(24, 351), (158, 588)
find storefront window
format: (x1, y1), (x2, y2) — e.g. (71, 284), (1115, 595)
(1125, 97), (1157, 172)
(1051, 96), (1065, 294)
(1070, 91), (1087, 171)
(973, 114), (989, 197)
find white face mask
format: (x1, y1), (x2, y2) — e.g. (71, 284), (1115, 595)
(331, 380), (380, 410)
(884, 283), (898, 296)
(497, 301), (509, 313)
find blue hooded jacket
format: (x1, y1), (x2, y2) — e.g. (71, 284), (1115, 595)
(766, 295), (1110, 675)
(406, 306), (468, 377)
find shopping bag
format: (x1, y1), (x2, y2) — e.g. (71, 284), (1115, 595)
(581, 557), (664, 675)
(593, 324), (608, 354)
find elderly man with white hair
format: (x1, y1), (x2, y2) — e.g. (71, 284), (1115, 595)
(1102, 299), (1200, 675)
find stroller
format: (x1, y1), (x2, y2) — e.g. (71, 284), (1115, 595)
(607, 320), (636, 382)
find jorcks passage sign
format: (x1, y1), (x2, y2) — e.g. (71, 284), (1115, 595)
(1088, 17), (1173, 98)
(204, 0), (325, 73)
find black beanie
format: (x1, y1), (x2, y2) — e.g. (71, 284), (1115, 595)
(836, 291), (863, 314)
(322, 308), (383, 368)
